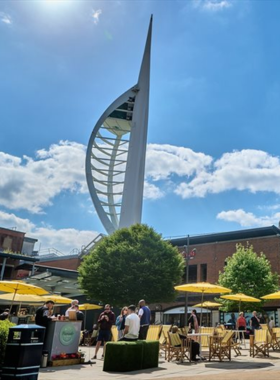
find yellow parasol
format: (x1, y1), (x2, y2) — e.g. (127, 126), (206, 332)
(79, 303), (102, 328)
(41, 295), (73, 304)
(192, 301), (222, 327)
(220, 293), (261, 312)
(175, 282), (231, 325)
(0, 293), (43, 304)
(0, 280), (48, 314)
(193, 301), (222, 308)
(261, 291), (280, 300)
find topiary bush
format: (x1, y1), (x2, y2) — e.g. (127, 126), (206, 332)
(0, 320), (15, 368)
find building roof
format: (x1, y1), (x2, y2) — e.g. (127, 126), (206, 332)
(169, 225), (280, 247)
(0, 251), (39, 262)
(16, 263), (81, 297)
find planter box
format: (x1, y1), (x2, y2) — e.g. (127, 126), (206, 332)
(49, 358), (81, 367)
(103, 341), (159, 372)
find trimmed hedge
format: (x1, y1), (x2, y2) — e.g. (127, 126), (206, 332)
(0, 320), (15, 368)
(103, 340), (159, 372)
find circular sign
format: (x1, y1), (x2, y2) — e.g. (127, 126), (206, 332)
(59, 324), (76, 346)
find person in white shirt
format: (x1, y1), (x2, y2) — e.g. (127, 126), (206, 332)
(65, 300), (79, 317)
(269, 316), (275, 330)
(120, 305), (140, 341)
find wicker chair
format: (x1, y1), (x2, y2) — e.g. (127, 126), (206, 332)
(146, 325), (162, 341)
(111, 325), (119, 342)
(272, 327), (280, 350)
(167, 332), (191, 362)
(250, 329), (269, 357)
(209, 330), (233, 361)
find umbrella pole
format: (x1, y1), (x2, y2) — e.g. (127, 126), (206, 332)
(84, 310), (87, 330)
(200, 292), (204, 328)
(8, 289), (18, 317)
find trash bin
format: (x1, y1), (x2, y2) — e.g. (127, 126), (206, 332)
(2, 324), (45, 380)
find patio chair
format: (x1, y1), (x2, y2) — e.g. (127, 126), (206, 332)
(111, 325), (119, 342)
(209, 330), (233, 362)
(250, 329), (269, 357)
(146, 325), (162, 341)
(167, 332), (191, 363)
(159, 328), (170, 359)
(260, 324), (269, 330)
(272, 328), (280, 350)
(199, 327), (215, 349)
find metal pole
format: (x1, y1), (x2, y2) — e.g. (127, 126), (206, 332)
(184, 235), (190, 327)
(0, 257), (7, 280)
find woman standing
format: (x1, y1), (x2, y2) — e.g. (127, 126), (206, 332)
(116, 306), (128, 340)
(188, 309), (200, 333)
(236, 311), (246, 340)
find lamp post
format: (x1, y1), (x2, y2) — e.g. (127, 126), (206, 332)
(183, 235), (196, 326)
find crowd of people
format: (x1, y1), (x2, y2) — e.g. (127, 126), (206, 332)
(91, 299), (151, 359)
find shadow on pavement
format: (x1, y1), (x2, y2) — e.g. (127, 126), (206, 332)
(205, 362), (274, 370)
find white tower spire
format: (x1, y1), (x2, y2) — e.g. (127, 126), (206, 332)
(86, 17), (153, 234)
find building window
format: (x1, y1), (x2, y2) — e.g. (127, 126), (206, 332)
(200, 264), (207, 282)
(188, 265), (197, 282)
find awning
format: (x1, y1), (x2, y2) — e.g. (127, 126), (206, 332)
(163, 306), (209, 315)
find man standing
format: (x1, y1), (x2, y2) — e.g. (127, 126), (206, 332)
(138, 299), (151, 340)
(35, 301), (55, 328)
(74, 304), (85, 330)
(120, 305), (140, 341)
(65, 300), (79, 317)
(250, 311), (260, 334)
(35, 300), (55, 343)
(92, 304), (115, 359)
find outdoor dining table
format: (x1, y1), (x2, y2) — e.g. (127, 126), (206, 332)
(232, 330), (247, 348)
(187, 333), (213, 356)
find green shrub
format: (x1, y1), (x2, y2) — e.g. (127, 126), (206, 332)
(0, 320), (15, 368)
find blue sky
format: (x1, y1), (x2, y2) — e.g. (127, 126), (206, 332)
(1, 0), (280, 253)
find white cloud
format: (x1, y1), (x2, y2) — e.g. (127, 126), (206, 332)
(0, 210), (98, 254)
(217, 209), (280, 228)
(92, 9), (102, 25)
(0, 141), (87, 213)
(175, 149), (280, 199)
(144, 182), (164, 200)
(146, 144), (213, 181)
(193, 0), (232, 12)
(2, 143), (280, 212)
(0, 12), (12, 25)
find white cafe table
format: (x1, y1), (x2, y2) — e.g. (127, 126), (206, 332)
(232, 329), (247, 348)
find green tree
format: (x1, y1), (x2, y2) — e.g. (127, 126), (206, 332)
(78, 224), (184, 306)
(217, 243), (279, 311)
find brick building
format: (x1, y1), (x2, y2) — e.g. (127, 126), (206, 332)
(0, 227), (39, 280)
(157, 225), (280, 326)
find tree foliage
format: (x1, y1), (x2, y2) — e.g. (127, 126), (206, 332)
(217, 243), (279, 311)
(78, 224), (184, 307)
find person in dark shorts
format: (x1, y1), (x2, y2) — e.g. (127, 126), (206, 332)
(138, 299), (151, 340)
(92, 304), (115, 359)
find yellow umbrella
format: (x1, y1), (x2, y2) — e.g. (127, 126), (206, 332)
(0, 293), (43, 304)
(220, 293), (261, 312)
(0, 281), (49, 314)
(175, 282), (231, 325)
(193, 302), (222, 327)
(41, 295), (73, 304)
(0, 281), (48, 295)
(193, 301), (222, 308)
(79, 303), (102, 311)
(261, 291), (280, 300)
(79, 303), (102, 328)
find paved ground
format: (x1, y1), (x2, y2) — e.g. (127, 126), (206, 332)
(38, 345), (280, 380)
